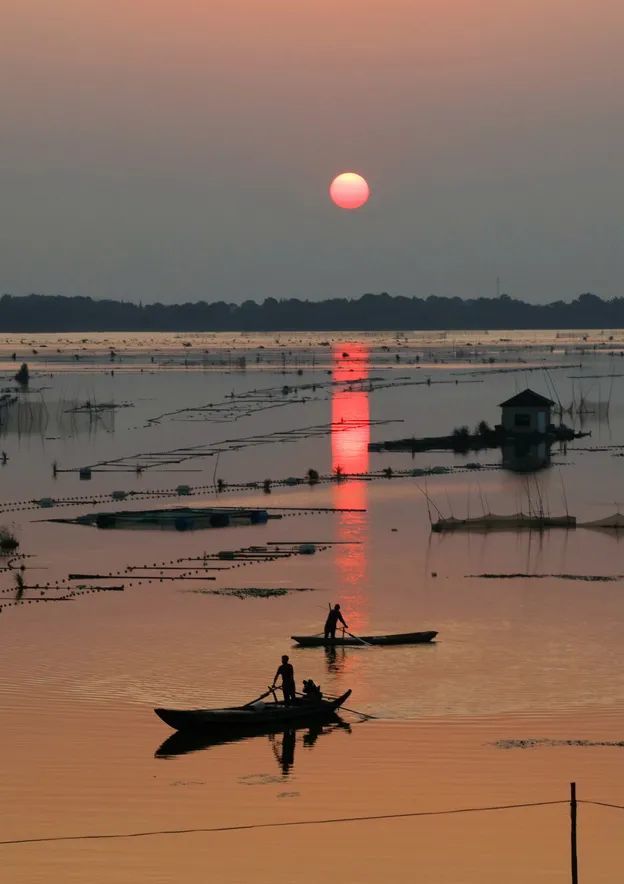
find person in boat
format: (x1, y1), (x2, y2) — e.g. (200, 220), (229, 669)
(302, 678), (322, 701)
(272, 654), (296, 705)
(324, 603), (348, 640)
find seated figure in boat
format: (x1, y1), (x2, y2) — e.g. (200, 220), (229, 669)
(272, 654), (296, 705)
(302, 679), (323, 701)
(324, 603), (348, 639)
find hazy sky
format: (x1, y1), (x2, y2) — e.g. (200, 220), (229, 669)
(2, 0), (623, 304)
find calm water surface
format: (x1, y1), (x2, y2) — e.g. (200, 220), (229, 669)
(2, 331), (624, 882)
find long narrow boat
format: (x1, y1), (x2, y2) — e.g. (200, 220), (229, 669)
(154, 689), (352, 732)
(291, 631), (437, 647)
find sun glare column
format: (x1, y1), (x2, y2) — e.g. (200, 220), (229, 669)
(331, 343), (370, 632)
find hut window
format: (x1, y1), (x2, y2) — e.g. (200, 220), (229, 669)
(514, 413), (531, 427)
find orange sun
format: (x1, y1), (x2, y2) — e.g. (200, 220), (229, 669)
(329, 172), (370, 210)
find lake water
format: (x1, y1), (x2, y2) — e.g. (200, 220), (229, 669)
(2, 330), (624, 882)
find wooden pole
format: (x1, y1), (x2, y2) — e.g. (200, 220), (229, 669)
(570, 782), (578, 884)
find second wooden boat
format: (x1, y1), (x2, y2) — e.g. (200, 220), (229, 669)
(291, 630), (438, 647)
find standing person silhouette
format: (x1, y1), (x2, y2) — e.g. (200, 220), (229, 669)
(272, 655), (296, 705)
(324, 603), (348, 640)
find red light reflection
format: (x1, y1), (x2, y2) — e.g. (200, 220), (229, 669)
(331, 343), (370, 632)
(331, 343), (370, 476)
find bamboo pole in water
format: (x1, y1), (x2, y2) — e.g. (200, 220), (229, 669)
(570, 782), (578, 884)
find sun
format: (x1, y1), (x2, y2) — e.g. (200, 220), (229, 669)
(329, 172), (370, 210)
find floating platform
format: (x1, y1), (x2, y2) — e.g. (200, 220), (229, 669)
(54, 506), (276, 531)
(431, 513), (576, 533)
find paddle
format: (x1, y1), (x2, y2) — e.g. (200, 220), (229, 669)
(345, 630), (372, 647)
(321, 692), (377, 719)
(269, 684), (280, 703)
(340, 705), (376, 719)
(242, 687), (274, 707)
(295, 687), (375, 720)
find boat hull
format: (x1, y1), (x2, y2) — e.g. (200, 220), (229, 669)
(154, 690), (352, 732)
(291, 631), (437, 647)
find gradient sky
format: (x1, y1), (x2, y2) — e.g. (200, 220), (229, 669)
(2, 0), (623, 304)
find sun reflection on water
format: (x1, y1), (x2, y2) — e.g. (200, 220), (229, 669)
(331, 343), (370, 635)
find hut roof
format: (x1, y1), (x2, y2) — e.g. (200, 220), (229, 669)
(499, 389), (554, 409)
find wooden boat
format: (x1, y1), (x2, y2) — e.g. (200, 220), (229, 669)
(291, 631), (437, 647)
(154, 689), (352, 732)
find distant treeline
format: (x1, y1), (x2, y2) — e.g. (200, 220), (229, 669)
(0, 292), (620, 332)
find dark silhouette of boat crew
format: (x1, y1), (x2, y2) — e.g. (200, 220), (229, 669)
(302, 678), (322, 700)
(324, 603), (348, 639)
(272, 654), (296, 705)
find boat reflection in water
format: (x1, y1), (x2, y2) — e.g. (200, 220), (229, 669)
(324, 644), (348, 673)
(155, 717), (351, 774)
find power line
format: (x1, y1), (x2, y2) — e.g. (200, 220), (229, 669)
(581, 800), (624, 812)
(0, 799), (568, 848)
(5, 792), (624, 857)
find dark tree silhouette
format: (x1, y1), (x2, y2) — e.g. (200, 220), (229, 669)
(0, 291), (620, 332)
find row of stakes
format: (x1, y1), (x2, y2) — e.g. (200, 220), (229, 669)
(0, 544), (329, 613)
(0, 586), (124, 612)
(0, 480), (321, 514)
(0, 465), (498, 516)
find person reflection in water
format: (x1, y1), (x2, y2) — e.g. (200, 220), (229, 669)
(324, 603), (348, 640)
(275, 729), (296, 774)
(302, 724), (323, 748)
(324, 645), (347, 673)
(271, 724), (325, 775)
(272, 655), (296, 705)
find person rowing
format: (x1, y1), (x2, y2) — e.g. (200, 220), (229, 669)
(272, 654), (296, 705)
(324, 603), (348, 640)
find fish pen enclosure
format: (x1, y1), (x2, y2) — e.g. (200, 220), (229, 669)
(53, 505), (275, 532)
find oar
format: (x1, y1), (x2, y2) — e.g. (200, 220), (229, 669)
(341, 705), (376, 719)
(242, 687), (273, 707)
(322, 693), (377, 719)
(346, 630), (372, 647)
(296, 687), (376, 720)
